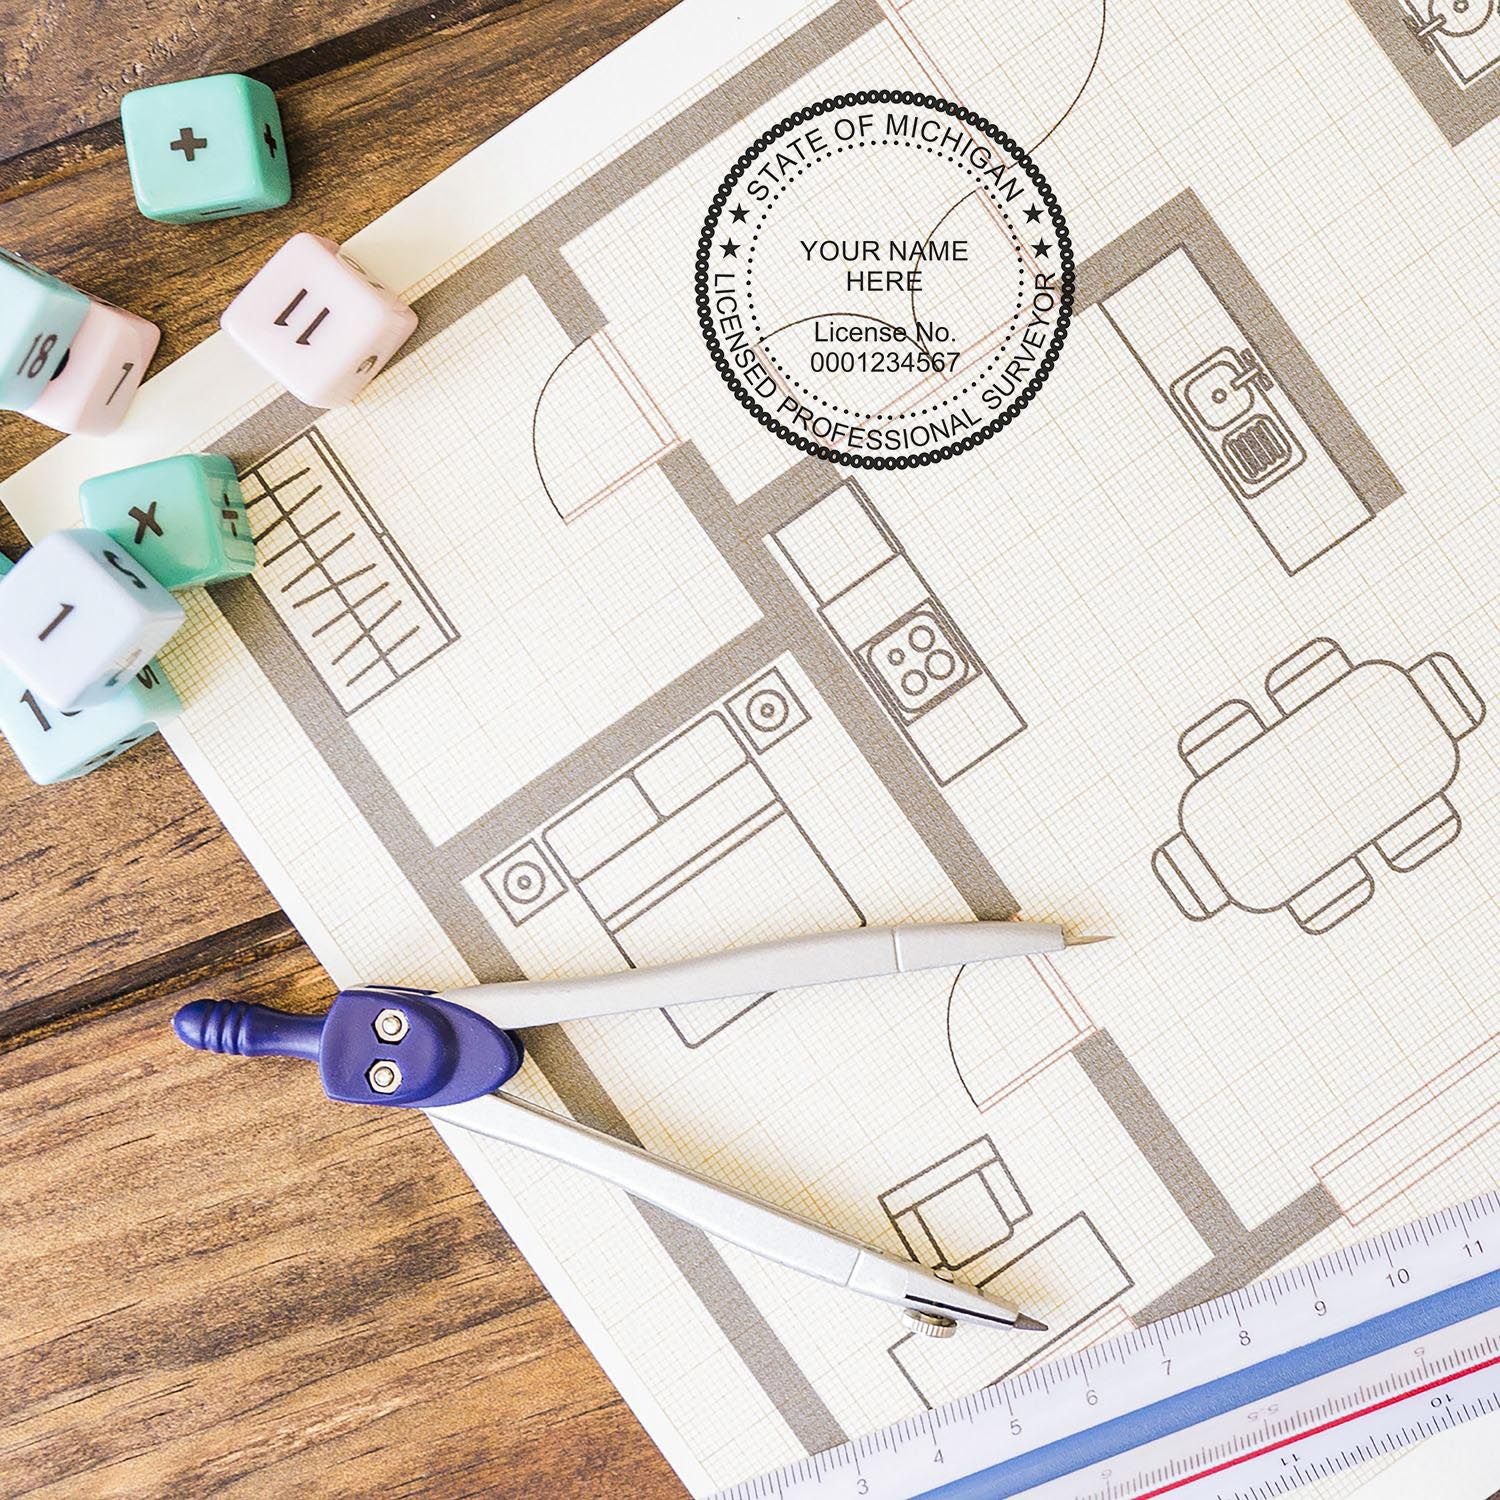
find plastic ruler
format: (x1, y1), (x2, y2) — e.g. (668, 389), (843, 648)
(717, 1194), (1500, 1500)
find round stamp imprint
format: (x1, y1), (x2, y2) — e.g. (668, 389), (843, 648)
(696, 91), (1073, 469)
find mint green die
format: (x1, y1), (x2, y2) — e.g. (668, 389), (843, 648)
(0, 557), (180, 784)
(0, 249), (88, 411)
(80, 453), (256, 589)
(121, 74), (291, 224)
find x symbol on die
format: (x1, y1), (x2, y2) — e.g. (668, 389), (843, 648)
(129, 502), (163, 545)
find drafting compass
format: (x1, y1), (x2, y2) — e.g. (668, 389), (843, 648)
(176, 921), (1105, 1335)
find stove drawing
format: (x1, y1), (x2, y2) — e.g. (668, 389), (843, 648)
(861, 606), (978, 722)
(773, 481), (1025, 785)
(1168, 346), (1306, 498)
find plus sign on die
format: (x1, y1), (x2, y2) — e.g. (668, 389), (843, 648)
(170, 126), (209, 162)
(0, 529), (184, 712)
(121, 73), (291, 223)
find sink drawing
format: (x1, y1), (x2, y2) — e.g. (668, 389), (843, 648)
(1401, 0), (1500, 86)
(1168, 347), (1305, 498)
(1093, 202), (1400, 575)
(1353, 0), (1500, 148)
(1176, 354), (1257, 430)
(1154, 638), (1485, 933)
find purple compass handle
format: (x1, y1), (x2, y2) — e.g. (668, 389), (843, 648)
(173, 988), (524, 1108)
(174, 999), (325, 1060)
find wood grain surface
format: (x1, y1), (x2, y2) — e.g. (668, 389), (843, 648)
(0, 3), (687, 1494)
(0, 0), (413, 160)
(0, 943), (678, 1497)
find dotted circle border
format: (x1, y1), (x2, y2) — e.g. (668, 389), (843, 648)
(695, 90), (1074, 471)
(741, 136), (1031, 420)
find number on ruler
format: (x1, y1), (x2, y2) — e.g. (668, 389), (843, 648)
(1388, 1268), (1411, 1286)
(1464, 1239), (1483, 1257)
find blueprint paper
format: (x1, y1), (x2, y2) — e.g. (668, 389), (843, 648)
(3, 1), (1499, 1494)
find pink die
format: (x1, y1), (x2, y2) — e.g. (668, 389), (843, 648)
(220, 232), (418, 407)
(25, 299), (160, 435)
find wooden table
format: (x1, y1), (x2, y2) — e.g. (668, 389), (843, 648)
(0, 3), (686, 1492)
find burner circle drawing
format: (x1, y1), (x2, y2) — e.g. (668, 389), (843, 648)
(502, 860), (548, 905)
(696, 91), (1073, 469)
(745, 686), (791, 733)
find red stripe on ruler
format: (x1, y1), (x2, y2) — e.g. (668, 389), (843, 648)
(1136, 1350), (1500, 1498)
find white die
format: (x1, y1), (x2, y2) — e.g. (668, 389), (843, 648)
(0, 529), (184, 710)
(219, 232), (418, 407)
(24, 298), (160, 435)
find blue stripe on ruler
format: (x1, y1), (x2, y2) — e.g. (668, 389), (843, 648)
(918, 1267), (1500, 1500)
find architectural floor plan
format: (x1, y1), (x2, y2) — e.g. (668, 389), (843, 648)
(4, 0), (1498, 1494)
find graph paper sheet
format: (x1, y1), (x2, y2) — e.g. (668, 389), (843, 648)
(4, 1), (1499, 1493)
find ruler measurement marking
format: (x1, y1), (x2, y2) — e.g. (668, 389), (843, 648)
(716, 1197), (1500, 1500)
(1056, 1331), (1500, 1500)
(1135, 1348), (1500, 1499)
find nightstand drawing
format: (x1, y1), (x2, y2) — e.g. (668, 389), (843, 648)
(1154, 638), (1485, 933)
